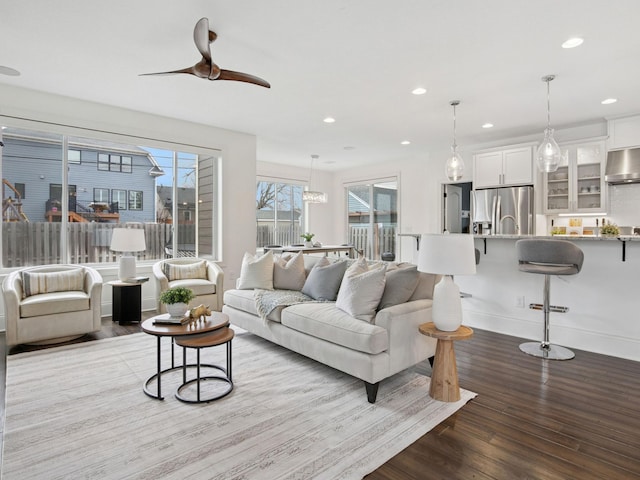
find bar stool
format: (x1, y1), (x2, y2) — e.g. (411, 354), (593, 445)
(515, 239), (584, 360)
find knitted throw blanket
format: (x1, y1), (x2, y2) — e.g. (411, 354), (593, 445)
(253, 289), (314, 321)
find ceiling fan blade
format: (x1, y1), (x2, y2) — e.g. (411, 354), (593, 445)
(139, 66), (199, 77)
(193, 17), (215, 63)
(218, 69), (271, 88)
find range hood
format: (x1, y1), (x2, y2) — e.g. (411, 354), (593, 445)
(605, 148), (640, 184)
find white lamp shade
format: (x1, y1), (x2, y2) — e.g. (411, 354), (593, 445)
(417, 233), (476, 275)
(110, 228), (146, 253)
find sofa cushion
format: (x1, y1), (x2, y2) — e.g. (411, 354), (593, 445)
(21, 268), (84, 298)
(273, 252), (306, 291)
(238, 251), (274, 290)
(301, 257), (347, 301)
(162, 260), (207, 281)
(336, 258), (387, 323)
(282, 302), (388, 354)
(20, 291), (90, 318)
(223, 289), (285, 322)
(168, 278), (216, 296)
(378, 265), (420, 310)
(408, 272), (439, 301)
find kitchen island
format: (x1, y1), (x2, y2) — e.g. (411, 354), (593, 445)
(454, 235), (640, 361)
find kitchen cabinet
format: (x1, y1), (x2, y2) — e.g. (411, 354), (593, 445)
(608, 115), (640, 150)
(543, 140), (606, 214)
(473, 145), (533, 188)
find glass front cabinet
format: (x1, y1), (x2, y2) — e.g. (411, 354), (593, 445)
(543, 140), (606, 214)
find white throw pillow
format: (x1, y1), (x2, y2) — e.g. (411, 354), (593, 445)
(336, 259), (387, 323)
(237, 250), (274, 290)
(273, 252), (306, 291)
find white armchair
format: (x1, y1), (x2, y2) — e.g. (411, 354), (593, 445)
(3, 264), (103, 348)
(153, 258), (224, 313)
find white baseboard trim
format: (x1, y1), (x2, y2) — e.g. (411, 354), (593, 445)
(464, 309), (640, 362)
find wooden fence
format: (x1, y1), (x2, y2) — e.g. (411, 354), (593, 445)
(256, 223), (396, 259)
(1, 222), (190, 267)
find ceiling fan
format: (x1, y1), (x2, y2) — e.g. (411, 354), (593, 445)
(141, 17), (270, 88)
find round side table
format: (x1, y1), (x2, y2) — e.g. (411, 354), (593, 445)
(419, 322), (473, 402)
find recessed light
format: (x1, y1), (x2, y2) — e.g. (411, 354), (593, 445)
(412, 87), (427, 95)
(482, 123), (494, 129)
(0, 65), (20, 76)
(601, 98), (618, 105)
(343, 146), (356, 150)
(562, 37), (584, 49)
(401, 140), (411, 145)
(323, 117), (336, 123)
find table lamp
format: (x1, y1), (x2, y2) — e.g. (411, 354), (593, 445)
(417, 233), (476, 331)
(110, 228), (146, 281)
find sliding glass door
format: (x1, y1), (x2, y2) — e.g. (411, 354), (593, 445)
(345, 178), (398, 260)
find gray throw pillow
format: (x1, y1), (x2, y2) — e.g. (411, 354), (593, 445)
(301, 257), (347, 301)
(378, 265), (420, 310)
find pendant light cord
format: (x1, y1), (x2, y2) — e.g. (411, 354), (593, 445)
(450, 100), (460, 150)
(546, 78), (551, 129)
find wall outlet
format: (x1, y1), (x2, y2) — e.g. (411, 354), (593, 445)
(515, 296), (525, 308)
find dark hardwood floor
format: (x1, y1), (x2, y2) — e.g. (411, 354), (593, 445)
(2, 319), (639, 479)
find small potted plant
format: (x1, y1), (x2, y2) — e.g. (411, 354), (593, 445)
(600, 223), (620, 237)
(300, 232), (315, 248)
(159, 286), (195, 318)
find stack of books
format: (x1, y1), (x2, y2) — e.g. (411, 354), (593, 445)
(153, 313), (190, 325)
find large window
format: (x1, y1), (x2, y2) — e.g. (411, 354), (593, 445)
(345, 178), (398, 260)
(0, 124), (221, 267)
(256, 180), (304, 248)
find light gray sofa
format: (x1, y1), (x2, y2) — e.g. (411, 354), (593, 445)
(222, 254), (439, 403)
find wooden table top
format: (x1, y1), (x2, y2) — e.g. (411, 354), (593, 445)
(142, 311), (229, 337)
(419, 322), (474, 341)
(175, 327), (235, 348)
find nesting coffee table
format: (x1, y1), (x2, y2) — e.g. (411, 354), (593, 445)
(141, 312), (230, 401)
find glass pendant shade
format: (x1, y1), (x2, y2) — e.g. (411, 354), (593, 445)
(445, 100), (464, 181)
(303, 154), (327, 203)
(445, 146), (465, 182)
(537, 75), (560, 173)
(302, 190), (327, 203)
(536, 127), (562, 173)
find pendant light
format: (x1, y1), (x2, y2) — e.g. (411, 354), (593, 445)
(445, 100), (464, 181)
(302, 154), (327, 203)
(536, 75), (562, 173)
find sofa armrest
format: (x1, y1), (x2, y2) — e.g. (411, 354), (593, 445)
(83, 267), (103, 330)
(206, 261), (224, 311)
(152, 261), (170, 309)
(374, 299), (437, 375)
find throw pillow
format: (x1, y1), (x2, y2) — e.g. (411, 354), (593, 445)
(336, 261), (387, 322)
(273, 251), (306, 291)
(162, 260), (207, 281)
(22, 268), (85, 298)
(237, 250), (274, 290)
(301, 257), (347, 301)
(377, 265), (420, 310)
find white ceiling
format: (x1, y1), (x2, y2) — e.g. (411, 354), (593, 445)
(2, 0), (640, 171)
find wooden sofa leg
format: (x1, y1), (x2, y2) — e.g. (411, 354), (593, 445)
(365, 381), (380, 403)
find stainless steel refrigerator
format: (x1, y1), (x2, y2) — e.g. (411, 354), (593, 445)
(471, 186), (534, 235)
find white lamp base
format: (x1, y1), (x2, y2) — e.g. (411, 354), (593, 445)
(118, 255), (136, 281)
(432, 275), (463, 331)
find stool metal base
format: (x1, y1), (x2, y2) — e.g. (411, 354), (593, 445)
(519, 341), (575, 360)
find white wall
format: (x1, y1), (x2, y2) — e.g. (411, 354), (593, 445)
(0, 84), (257, 327)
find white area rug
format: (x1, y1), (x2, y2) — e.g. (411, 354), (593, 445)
(3, 329), (476, 480)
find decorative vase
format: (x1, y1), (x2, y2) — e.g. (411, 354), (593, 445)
(304, 241), (314, 248)
(166, 302), (188, 318)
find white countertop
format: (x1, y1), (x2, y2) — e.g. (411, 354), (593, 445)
(474, 234), (640, 241)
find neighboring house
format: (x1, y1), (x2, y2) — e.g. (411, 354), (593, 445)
(1, 128), (160, 223)
(156, 185), (196, 224)
(347, 185), (397, 225)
